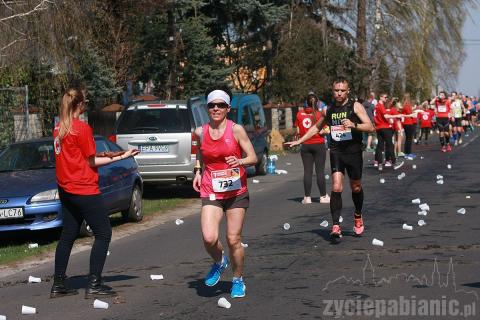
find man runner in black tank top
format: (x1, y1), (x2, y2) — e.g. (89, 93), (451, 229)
(286, 77), (375, 240)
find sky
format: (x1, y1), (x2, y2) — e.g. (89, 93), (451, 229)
(457, 5), (480, 97)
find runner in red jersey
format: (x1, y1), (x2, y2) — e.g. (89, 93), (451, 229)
(295, 93), (329, 204)
(51, 88), (138, 299)
(193, 85), (257, 298)
(432, 91), (452, 152)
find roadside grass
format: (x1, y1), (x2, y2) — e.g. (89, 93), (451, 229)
(0, 196), (188, 266)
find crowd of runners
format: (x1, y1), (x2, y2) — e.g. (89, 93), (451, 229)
(46, 81), (477, 302)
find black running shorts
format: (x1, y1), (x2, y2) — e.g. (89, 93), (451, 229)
(201, 191), (249, 211)
(437, 118), (450, 132)
(330, 151), (363, 180)
(454, 118), (463, 127)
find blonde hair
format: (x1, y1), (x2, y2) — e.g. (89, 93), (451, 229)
(58, 88), (85, 140)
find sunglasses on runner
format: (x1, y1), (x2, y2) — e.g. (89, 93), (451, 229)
(207, 102), (229, 109)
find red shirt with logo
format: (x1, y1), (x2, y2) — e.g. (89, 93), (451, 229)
(295, 109), (325, 144)
(374, 102), (391, 130)
(435, 99), (451, 118)
(389, 106), (402, 131)
(402, 103), (414, 125)
(54, 119), (99, 195)
(419, 111), (433, 128)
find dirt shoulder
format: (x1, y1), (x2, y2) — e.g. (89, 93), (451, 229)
(0, 198), (201, 279)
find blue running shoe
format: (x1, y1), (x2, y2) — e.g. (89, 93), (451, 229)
(204, 257), (229, 287)
(231, 278), (246, 298)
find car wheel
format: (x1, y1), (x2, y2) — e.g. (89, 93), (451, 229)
(121, 184), (143, 222)
(79, 221), (94, 237)
(256, 151), (268, 176)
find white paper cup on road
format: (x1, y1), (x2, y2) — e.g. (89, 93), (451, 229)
(412, 165), (417, 169)
(21, 305), (36, 315)
(419, 203), (430, 211)
(0, 314), (6, 320)
(27, 243), (38, 249)
(320, 220), (329, 228)
(218, 297), (231, 309)
(447, 164), (452, 169)
(339, 216), (343, 223)
(283, 223), (290, 230)
(420, 156), (424, 159)
(286, 162), (292, 166)
(418, 220), (426, 226)
(466, 196), (471, 199)
(150, 274), (164, 280)
(436, 174), (443, 180)
(411, 198), (421, 204)
(175, 219), (184, 225)
(28, 276), (41, 283)
(93, 299), (109, 309)
(372, 238), (384, 247)
(379, 178), (385, 184)
(252, 179), (260, 184)
(457, 208), (466, 215)
(402, 223), (413, 231)
(241, 242), (248, 248)
(436, 179), (444, 185)
(417, 210), (427, 216)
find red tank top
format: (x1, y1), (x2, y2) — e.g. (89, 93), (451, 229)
(200, 120), (248, 200)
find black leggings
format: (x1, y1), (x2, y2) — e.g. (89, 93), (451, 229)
(300, 143), (327, 197)
(375, 128), (395, 163)
(403, 124), (415, 154)
(55, 187), (112, 277)
(418, 128), (430, 141)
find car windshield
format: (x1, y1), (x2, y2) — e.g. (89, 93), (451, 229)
(117, 108), (191, 134)
(0, 141), (55, 172)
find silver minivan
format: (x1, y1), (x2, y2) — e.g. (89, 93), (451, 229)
(113, 100), (210, 184)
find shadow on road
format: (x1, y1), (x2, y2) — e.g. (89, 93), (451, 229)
(68, 274), (139, 290)
(143, 183), (198, 200)
(188, 279), (230, 297)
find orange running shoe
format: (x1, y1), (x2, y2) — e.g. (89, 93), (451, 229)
(353, 215), (364, 236)
(330, 224), (342, 238)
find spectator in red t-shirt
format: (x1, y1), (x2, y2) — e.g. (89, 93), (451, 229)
(401, 93), (417, 158)
(295, 93), (330, 204)
(51, 87), (138, 299)
(417, 103), (434, 144)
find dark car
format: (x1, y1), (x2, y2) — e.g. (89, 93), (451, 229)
(188, 93), (269, 175)
(0, 136), (143, 236)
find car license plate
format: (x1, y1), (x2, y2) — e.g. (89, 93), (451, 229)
(140, 145), (169, 153)
(0, 207), (24, 219)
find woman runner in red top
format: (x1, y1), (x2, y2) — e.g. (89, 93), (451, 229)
(294, 93), (330, 204)
(193, 85), (257, 299)
(51, 87), (138, 299)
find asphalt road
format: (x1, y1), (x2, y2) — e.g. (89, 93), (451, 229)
(1, 131), (479, 319)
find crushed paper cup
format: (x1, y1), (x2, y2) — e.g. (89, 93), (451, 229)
(0, 315), (5, 320)
(457, 208), (466, 215)
(418, 220), (426, 226)
(436, 180), (444, 185)
(28, 276), (41, 283)
(466, 196), (471, 199)
(436, 174), (443, 180)
(150, 274), (164, 280)
(320, 220), (329, 228)
(420, 156), (424, 159)
(372, 238), (384, 247)
(411, 198), (421, 204)
(379, 178), (385, 184)
(417, 210), (427, 216)
(93, 299), (109, 309)
(175, 219), (184, 225)
(275, 169), (288, 175)
(241, 242), (248, 248)
(419, 203), (430, 211)
(218, 297), (231, 309)
(283, 223), (291, 230)
(286, 162), (292, 166)
(447, 164), (452, 169)
(252, 179), (260, 184)
(339, 216), (343, 223)
(28, 243), (38, 249)
(402, 223), (413, 230)
(21, 305), (36, 315)
(412, 165), (417, 169)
